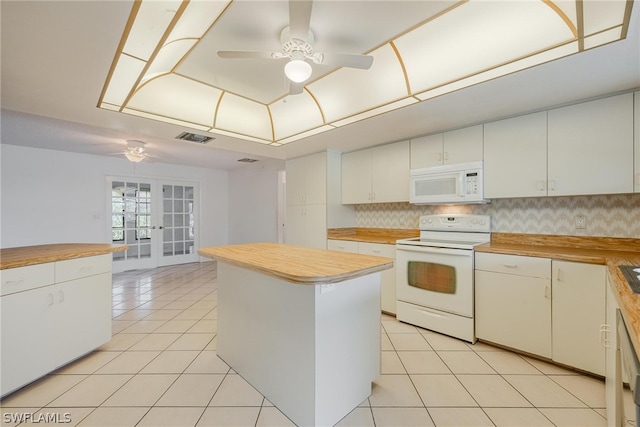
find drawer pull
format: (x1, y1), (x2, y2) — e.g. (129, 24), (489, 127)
(503, 264), (518, 269)
(4, 278), (25, 285)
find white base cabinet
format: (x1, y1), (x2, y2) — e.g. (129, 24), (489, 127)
(475, 253), (607, 375)
(1, 255), (112, 397)
(552, 260), (606, 376)
(475, 253), (552, 358)
(328, 240), (397, 314)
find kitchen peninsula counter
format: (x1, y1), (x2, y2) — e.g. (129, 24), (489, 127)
(475, 233), (640, 357)
(198, 243), (392, 427)
(0, 243), (127, 270)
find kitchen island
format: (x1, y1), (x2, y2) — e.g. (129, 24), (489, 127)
(198, 243), (393, 427)
(1, 243), (126, 397)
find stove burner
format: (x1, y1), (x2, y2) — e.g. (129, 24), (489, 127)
(619, 266), (640, 294)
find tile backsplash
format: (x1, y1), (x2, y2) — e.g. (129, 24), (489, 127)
(355, 194), (640, 238)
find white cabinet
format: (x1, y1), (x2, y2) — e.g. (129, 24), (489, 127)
(547, 93), (634, 196)
(327, 240), (397, 314)
(475, 253), (608, 375)
(1, 255), (112, 396)
(483, 112), (548, 198)
(342, 141), (410, 204)
(411, 125), (483, 169)
(605, 278), (622, 427)
(286, 152), (327, 205)
(475, 253), (552, 358)
(634, 91), (640, 192)
(359, 243), (397, 315)
(286, 151), (354, 249)
(287, 204), (327, 249)
(552, 260), (606, 376)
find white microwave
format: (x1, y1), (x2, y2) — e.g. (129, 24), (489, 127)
(409, 161), (490, 205)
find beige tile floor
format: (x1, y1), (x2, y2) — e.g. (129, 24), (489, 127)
(0, 262), (632, 426)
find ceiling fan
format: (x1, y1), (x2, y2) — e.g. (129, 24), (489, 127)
(217, 0), (374, 95)
(120, 140), (152, 163)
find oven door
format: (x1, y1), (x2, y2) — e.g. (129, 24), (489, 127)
(396, 244), (473, 317)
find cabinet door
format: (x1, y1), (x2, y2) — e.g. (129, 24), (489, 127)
(410, 134), (443, 169)
(552, 261), (606, 375)
(304, 204), (327, 249)
(605, 279), (622, 427)
(548, 93), (634, 196)
(483, 112), (548, 198)
(54, 273), (112, 368)
(443, 125), (483, 165)
(285, 206), (306, 246)
(635, 91), (640, 192)
(1, 285), (57, 395)
(475, 270), (552, 358)
(371, 141), (410, 203)
(342, 149), (372, 204)
(303, 152), (327, 205)
(358, 243), (396, 315)
(286, 156), (307, 205)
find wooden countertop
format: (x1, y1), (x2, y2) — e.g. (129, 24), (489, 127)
(475, 233), (640, 358)
(198, 243), (393, 285)
(0, 243), (127, 270)
(327, 228), (419, 245)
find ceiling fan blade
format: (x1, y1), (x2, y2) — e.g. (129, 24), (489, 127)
(317, 52), (374, 69)
(217, 50), (276, 60)
(289, 81), (304, 95)
(289, 0), (312, 41)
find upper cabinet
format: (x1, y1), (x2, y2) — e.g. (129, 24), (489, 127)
(484, 93), (635, 198)
(286, 151), (327, 205)
(410, 125), (483, 169)
(342, 140), (410, 204)
(484, 112), (548, 198)
(547, 93), (633, 196)
(635, 91), (640, 193)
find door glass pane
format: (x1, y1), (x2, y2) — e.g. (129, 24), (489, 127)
(407, 261), (456, 294)
(112, 179), (154, 263)
(162, 183), (196, 258)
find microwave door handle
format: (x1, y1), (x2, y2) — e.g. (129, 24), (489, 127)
(458, 173), (465, 198)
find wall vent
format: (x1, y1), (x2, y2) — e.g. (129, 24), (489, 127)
(175, 132), (214, 144)
(237, 158), (259, 163)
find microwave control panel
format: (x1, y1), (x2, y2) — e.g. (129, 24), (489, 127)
(465, 172), (480, 195)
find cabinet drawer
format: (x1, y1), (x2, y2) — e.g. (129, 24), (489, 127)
(475, 253), (550, 279)
(358, 242), (395, 258)
(327, 240), (359, 253)
(55, 254), (111, 283)
(0, 263), (55, 296)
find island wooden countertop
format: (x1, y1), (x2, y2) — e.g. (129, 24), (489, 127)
(0, 243), (127, 270)
(199, 243), (394, 285)
(475, 233), (640, 359)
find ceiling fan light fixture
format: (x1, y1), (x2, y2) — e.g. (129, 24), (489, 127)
(284, 59), (312, 83)
(124, 149), (146, 163)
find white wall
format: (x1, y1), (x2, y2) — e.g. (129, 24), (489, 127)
(0, 144), (229, 249)
(228, 159), (285, 244)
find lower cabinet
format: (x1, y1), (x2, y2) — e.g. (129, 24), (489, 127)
(1, 255), (112, 396)
(552, 260), (606, 376)
(475, 253), (552, 358)
(328, 240), (396, 314)
(475, 253), (606, 375)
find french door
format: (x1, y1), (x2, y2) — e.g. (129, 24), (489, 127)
(107, 176), (199, 273)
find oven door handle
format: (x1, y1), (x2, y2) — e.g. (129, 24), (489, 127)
(396, 245), (472, 257)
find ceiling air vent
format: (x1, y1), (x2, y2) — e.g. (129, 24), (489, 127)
(175, 132), (214, 144)
(237, 158), (259, 163)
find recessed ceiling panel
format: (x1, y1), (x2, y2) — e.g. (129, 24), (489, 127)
(270, 93), (325, 140)
(308, 44), (407, 123)
(124, 0), (182, 60)
(215, 93), (272, 141)
(396, 1), (576, 95)
(128, 74), (222, 126)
